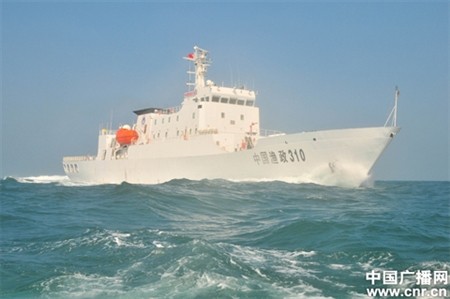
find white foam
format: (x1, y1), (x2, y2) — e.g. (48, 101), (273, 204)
(328, 263), (352, 270)
(152, 240), (175, 249)
(13, 175), (70, 184)
(7, 175), (108, 187)
(417, 261), (450, 271)
(225, 244), (320, 284)
(154, 251), (332, 298)
(111, 232), (131, 247)
(153, 241), (165, 248)
(347, 291), (371, 299)
(300, 162), (373, 188)
(227, 163), (373, 188)
(39, 229), (145, 252)
(40, 272), (125, 298)
(38, 240), (334, 299)
(357, 252), (395, 272)
(8, 163), (372, 188)
(254, 267), (269, 279)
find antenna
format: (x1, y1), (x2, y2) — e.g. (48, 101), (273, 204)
(183, 46), (211, 90)
(109, 110), (114, 132)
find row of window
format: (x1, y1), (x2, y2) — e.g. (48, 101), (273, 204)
(193, 96), (255, 107)
(153, 115), (181, 125)
(152, 128), (199, 139)
(150, 115), (245, 140)
(221, 113), (245, 121)
(63, 163), (79, 173)
(152, 112), (245, 126)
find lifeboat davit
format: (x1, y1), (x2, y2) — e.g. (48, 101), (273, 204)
(116, 126), (138, 145)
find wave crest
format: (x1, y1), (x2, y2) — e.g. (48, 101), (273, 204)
(4, 175), (69, 184)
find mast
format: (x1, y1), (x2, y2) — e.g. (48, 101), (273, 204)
(393, 86), (399, 127)
(184, 46), (211, 90)
(384, 86), (400, 127)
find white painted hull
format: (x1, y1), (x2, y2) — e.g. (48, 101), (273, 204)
(64, 126), (400, 187)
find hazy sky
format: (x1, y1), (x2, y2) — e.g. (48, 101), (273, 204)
(2, 1), (449, 181)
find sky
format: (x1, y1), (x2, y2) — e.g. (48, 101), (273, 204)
(1, 1), (449, 181)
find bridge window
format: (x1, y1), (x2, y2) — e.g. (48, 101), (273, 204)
(246, 100), (254, 106)
(229, 98), (237, 104)
(212, 96), (220, 102)
(220, 97), (229, 104)
(237, 99), (245, 105)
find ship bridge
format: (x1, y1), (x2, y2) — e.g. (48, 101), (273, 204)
(128, 46), (261, 153)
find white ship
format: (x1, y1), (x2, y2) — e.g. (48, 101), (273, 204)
(63, 46), (400, 187)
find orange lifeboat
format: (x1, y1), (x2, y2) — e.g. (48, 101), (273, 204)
(116, 127), (138, 145)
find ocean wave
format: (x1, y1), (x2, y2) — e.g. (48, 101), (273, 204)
(2, 228), (149, 257)
(2, 171), (374, 188)
(35, 236), (333, 299)
(2, 175), (106, 187)
(50, 234), (329, 298)
(3, 175), (69, 184)
(228, 162), (374, 188)
(228, 175), (372, 188)
(2, 180), (448, 298)
(356, 251), (396, 272)
(417, 261), (450, 271)
(40, 272), (126, 298)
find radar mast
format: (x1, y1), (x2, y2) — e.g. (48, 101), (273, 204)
(184, 46), (211, 90)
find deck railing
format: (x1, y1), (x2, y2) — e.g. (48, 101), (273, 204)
(260, 129), (285, 137)
(63, 155), (95, 162)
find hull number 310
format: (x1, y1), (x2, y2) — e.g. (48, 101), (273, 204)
(253, 149), (306, 165)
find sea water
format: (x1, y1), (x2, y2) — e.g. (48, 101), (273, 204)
(1, 177), (449, 298)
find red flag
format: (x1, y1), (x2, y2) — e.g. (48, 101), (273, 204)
(187, 53), (194, 59)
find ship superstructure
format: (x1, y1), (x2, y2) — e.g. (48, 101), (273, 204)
(63, 46), (400, 187)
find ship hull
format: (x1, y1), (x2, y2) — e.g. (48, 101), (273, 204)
(64, 126), (399, 187)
